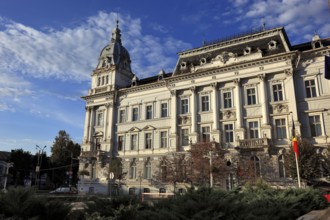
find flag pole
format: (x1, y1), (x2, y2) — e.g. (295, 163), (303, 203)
(294, 150), (301, 188)
(291, 114), (301, 188)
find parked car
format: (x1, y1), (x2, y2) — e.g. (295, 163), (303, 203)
(49, 186), (77, 194)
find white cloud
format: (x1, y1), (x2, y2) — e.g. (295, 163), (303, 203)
(0, 11), (191, 113)
(0, 11), (189, 83)
(225, 0), (330, 43)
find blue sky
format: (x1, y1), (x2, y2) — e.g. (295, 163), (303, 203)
(0, 0), (329, 155)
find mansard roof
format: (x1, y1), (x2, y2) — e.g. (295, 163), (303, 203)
(292, 37), (330, 51)
(173, 27), (291, 75)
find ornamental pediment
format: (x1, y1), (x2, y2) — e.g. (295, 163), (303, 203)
(127, 127), (141, 132)
(142, 125), (156, 131)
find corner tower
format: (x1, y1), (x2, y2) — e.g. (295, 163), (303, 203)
(79, 21), (133, 192)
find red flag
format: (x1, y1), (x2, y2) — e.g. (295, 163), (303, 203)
(292, 137), (298, 157)
(292, 117), (298, 157)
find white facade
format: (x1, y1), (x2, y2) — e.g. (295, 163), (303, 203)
(78, 24), (330, 195)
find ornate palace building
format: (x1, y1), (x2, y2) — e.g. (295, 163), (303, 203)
(78, 22), (330, 195)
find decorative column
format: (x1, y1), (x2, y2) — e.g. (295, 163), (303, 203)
(259, 74), (269, 125)
(105, 103), (114, 153)
(170, 90), (177, 149)
(89, 106), (96, 149)
(234, 79), (242, 128)
(211, 83), (219, 131)
(190, 86), (197, 134)
(83, 106), (91, 143)
(170, 90), (177, 135)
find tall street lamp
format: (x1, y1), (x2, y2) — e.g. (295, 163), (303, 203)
(36, 145), (47, 189)
(3, 162), (14, 192)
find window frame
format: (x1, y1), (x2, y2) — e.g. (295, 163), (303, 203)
(201, 95), (210, 112)
(246, 87), (257, 105)
(160, 131), (168, 148)
(305, 79), (317, 98)
(144, 159), (152, 179)
(131, 134), (138, 150)
(132, 107), (139, 121)
(275, 118), (287, 139)
(224, 123), (234, 143)
(118, 135), (124, 151)
(223, 91), (233, 109)
(251, 155), (261, 177)
(278, 155), (286, 178)
(272, 83), (284, 102)
(181, 128), (190, 146)
(181, 98), (189, 114)
(146, 105), (153, 120)
(161, 103), (168, 118)
(248, 121), (259, 139)
(309, 114), (322, 137)
(129, 159), (137, 179)
(119, 109), (126, 123)
(96, 111), (104, 126)
(201, 126), (211, 142)
(145, 133), (152, 149)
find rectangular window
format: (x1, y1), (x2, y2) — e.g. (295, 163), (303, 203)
(275, 119), (287, 139)
(309, 115), (322, 137)
(201, 127), (210, 142)
(247, 88), (256, 105)
(119, 110), (126, 123)
(181, 99), (189, 114)
(305, 80), (317, 98)
(146, 105), (153, 119)
(223, 92), (232, 108)
(161, 103), (168, 117)
(272, 84), (283, 102)
(96, 112), (103, 126)
(132, 107), (139, 121)
(181, 129), (189, 146)
(118, 136), (124, 151)
(201, 95), (210, 112)
(249, 121), (259, 139)
(131, 134), (137, 150)
(160, 131), (167, 148)
(224, 124), (234, 143)
(145, 133), (152, 149)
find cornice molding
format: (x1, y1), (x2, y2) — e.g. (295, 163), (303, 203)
(112, 52), (296, 95)
(167, 52), (296, 84)
(82, 91), (115, 101)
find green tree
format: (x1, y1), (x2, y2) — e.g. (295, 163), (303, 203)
(284, 138), (330, 185)
(50, 130), (81, 187)
(9, 149), (33, 186)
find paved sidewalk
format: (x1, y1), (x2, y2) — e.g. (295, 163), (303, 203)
(297, 207), (330, 220)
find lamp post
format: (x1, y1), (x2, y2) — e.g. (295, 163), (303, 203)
(3, 162), (13, 191)
(203, 150), (218, 188)
(138, 171), (142, 198)
(36, 145), (46, 189)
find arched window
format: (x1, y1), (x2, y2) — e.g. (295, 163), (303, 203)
(278, 155), (286, 178)
(129, 187), (136, 195)
(130, 158), (137, 179)
(251, 155), (261, 177)
(144, 157), (152, 179)
(160, 160), (167, 181)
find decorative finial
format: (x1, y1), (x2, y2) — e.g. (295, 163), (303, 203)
(261, 16), (266, 30)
